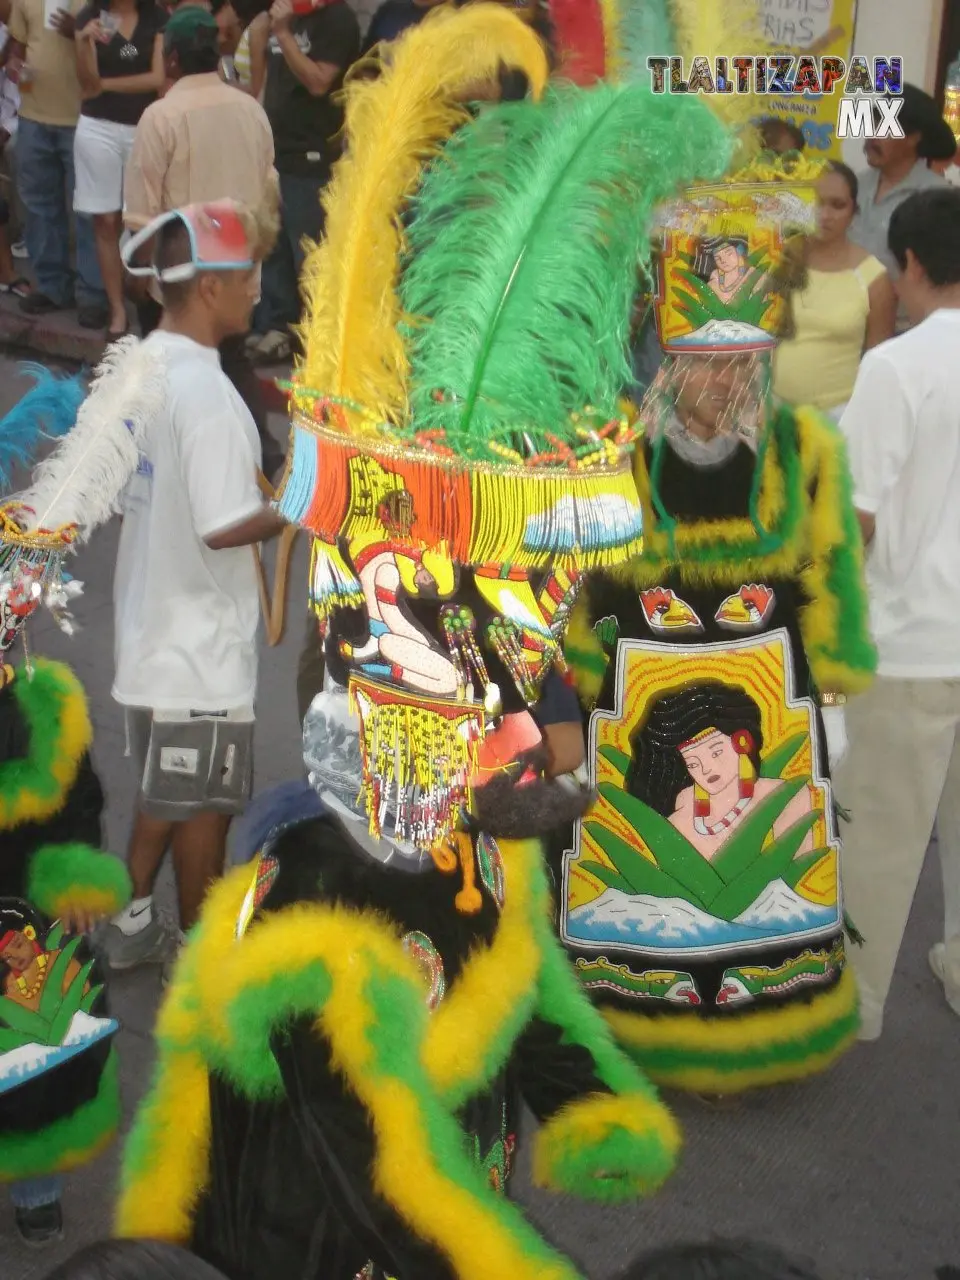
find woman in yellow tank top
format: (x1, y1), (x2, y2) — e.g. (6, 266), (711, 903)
(232, 0), (269, 100)
(774, 162), (896, 420)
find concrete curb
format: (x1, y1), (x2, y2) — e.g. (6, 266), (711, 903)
(0, 296), (290, 414)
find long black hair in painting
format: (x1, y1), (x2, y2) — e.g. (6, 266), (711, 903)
(625, 681), (764, 817)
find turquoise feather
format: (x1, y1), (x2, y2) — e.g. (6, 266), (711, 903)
(400, 81), (730, 461)
(0, 363), (85, 491)
(615, 0), (678, 82)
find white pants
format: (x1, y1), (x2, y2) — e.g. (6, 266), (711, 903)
(73, 114), (137, 215)
(835, 676), (960, 1036)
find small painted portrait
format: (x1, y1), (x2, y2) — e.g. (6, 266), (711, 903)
(694, 234), (752, 305)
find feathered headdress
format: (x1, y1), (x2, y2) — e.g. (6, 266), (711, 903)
(295, 3), (550, 433)
(275, 3), (731, 853)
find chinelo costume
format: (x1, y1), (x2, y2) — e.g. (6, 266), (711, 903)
(113, 6), (737, 1279)
(560, 146), (878, 1096)
(0, 367), (134, 1228)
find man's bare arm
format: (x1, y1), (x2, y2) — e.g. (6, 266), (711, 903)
(204, 506), (287, 551)
(270, 0), (340, 97)
(857, 509), (875, 546)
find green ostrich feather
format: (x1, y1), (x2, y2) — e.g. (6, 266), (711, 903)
(400, 80), (730, 461)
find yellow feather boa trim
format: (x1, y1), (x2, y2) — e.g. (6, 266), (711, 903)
(603, 967), (859, 1095)
(116, 858), (584, 1280)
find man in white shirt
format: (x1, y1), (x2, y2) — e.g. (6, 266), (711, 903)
(838, 187), (960, 1040)
(101, 200), (285, 970)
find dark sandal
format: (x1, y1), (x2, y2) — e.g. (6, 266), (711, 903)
(0, 276), (31, 299)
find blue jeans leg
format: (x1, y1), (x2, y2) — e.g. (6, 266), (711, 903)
(254, 171), (325, 335)
(60, 127), (106, 308)
(15, 118), (74, 306)
(9, 1174), (63, 1209)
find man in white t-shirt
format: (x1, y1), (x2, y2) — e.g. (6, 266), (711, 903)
(838, 187), (960, 1041)
(101, 200), (285, 971)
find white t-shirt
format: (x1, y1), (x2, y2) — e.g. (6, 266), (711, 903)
(112, 330), (264, 712)
(839, 309), (960, 678)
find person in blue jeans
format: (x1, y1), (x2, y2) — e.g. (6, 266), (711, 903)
(248, 0), (359, 364)
(5, 0), (108, 326)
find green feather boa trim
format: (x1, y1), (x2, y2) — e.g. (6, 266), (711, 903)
(0, 1049), (120, 1181)
(0, 660), (92, 833)
(27, 843), (132, 920)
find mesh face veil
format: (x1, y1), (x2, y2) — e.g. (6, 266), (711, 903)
(642, 158), (825, 449)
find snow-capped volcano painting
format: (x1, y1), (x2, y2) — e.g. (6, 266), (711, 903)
(0, 1011), (118, 1095)
(568, 878), (837, 954)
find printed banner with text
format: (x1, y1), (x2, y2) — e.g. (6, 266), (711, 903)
(757, 0), (859, 155)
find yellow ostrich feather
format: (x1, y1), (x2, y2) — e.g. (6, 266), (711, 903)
(296, 5), (549, 436)
(599, 0), (624, 79)
(671, 0), (770, 131)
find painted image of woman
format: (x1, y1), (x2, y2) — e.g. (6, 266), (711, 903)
(694, 234), (753, 304)
(0, 908), (85, 1013)
(624, 681), (815, 863)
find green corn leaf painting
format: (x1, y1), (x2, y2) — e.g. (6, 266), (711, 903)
(39, 935), (83, 1022)
(80, 984), (104, 1014)
(0, 997), (50, 1039)
(759, 732), (807, 779)
(708, 777), (807, 884)
(47, 959), (95, 1047)
(584, 822), (697, 904)
(0, 1025), (28, 1052)
(782, 847), (831, 892)
(578, 861), (637, 896)
(597, 745), (631, 777)
(709, 810), (824, 920)
(597, 782), (726, 906)
(45, 922), (64, 951)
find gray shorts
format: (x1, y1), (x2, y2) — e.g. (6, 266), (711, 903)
(126, 708), (254, 821)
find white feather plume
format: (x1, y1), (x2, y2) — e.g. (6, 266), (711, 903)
(18, 336), (166, 540)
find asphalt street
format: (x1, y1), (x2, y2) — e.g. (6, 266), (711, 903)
(0, 353), (957, 1280)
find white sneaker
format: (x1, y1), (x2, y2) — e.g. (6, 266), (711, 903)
(98, 913), (178, 971)
(929, 942), (960, 1018)
(11, 240), (27, 259)
(856, 1016), (883, 1042)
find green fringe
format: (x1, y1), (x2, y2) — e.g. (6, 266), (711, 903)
(637, 405), (807, 578)
(537, 1115), (673, 1205)
(0, 1048), (120, 1181)
(359, 964), (583, 1273)
(808, 425), (877, 683)
(534, 882), (663, 1103)
(26, 843), (132, 919)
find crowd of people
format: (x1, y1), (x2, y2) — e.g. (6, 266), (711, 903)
(0, 2), (958, 1279)
(0, 0), (360, 364)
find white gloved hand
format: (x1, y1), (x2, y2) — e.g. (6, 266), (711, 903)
(821, 704), (848, 771)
